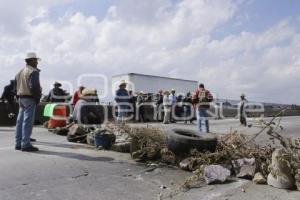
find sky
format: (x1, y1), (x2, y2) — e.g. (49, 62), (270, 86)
(0, 0), (299, 104)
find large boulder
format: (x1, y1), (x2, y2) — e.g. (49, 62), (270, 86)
(232, 158), (256, 179)
(267, 149), (295, 189)
(203, 165), (231, 184)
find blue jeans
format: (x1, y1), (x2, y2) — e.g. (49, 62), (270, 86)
(197, 108), (209, 133)
(15, 98), (36, 148)
(117, 105), (127, 121)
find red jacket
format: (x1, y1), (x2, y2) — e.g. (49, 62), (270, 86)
(192, 88), (213, 109)
(72, 91), (81, 105)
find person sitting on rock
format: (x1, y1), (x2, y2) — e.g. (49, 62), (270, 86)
(72, 88), (102, 125)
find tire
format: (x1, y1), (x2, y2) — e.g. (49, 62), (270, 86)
(166, 128), (217, 155)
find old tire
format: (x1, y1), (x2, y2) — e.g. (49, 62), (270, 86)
(166, 128), (217, 155)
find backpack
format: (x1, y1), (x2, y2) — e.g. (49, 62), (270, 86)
(198, 90), (207, 103)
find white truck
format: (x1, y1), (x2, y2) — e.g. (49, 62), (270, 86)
(112, 73), (198, 96)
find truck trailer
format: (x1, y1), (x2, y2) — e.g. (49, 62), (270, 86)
(112, 73), (198, 95)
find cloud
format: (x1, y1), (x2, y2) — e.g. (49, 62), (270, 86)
(0, 0), (299, 104)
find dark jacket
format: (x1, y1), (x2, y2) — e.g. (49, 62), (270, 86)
(115, 88), (129, 103)
(46, 87), (67, 102)
(192, 88), (213, 109)
(1, 83), (15, 103)
(156, 94), (163, 105)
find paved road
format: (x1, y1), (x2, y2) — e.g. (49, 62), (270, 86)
(0, 117), (299, 200)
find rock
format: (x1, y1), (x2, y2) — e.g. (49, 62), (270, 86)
(68, 124), (87, 136)
(253, 172), (267, 184)
(232, 158), (256, 179)
(112, 142), (131, 153)
(86, 133), (95, 146)
(267, 149), (295, 189)
(160, 148), (176, 165)
(179, 158), (197, 171)
(53, 127), (69, 136)
(203, 165), (231, 184)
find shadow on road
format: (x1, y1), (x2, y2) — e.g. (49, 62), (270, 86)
(35, 141), (86, 149)
(36, 150), (114, 162)
(0, 128), (15, 132)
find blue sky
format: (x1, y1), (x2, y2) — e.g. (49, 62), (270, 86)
(0, 0), (299, 104)
(215, 0), (300, 38)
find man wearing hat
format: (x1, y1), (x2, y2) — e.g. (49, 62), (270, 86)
(46, 81), (68, 102)
(192, 83), (213, 133)
(115, 80), (129, 121)
(14, 52), (42, 151)
(239, 94), (248, 126)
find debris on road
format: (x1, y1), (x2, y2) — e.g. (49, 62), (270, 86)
(253, 172), (267, 184)
(267, 149), (296, 189)
(160, 148), (176, 165)
(295, 170), (300, 190)
(232, 158), (256, 179)
(42, 108), (300, 193)
(179, 158), (198, 171)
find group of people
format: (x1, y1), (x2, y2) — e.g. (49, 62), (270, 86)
(114, 80), (215, 133)
(9, 52), (248, 152)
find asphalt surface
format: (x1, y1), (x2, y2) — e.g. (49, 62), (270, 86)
(0, 116), (300, 200)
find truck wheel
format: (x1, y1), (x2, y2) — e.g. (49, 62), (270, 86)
(166, 128), (217, 155)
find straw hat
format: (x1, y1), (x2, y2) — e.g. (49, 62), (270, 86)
(163, 90), (170, 95)
(82, 88), (97, 96)
(25, 52), (41, 61)
(119, 80), (127, 86)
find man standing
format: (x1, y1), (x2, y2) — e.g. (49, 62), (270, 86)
(193, 84), (213, 133)
(155, 90), (163, 121)
(183, 92), (194, 124)
(0, 80), (16, 118)
(15, 52), (42, 151)
(115, 80), (129, 121)
(137, 91), (145, 122)
(128, 90), (137, 121)
(239, 94), (248, 126)
(163, 90), (171, 124)
(169, 89), (177, 123)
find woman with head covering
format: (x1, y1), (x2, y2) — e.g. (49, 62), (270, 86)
(72, 88), (102, 125)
